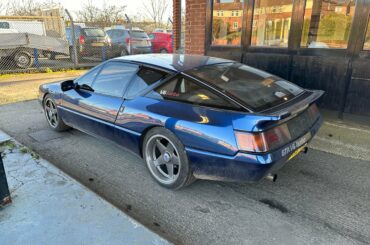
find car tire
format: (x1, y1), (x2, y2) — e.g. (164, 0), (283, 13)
(14, 51), (33, 69)
(49, 52), (57, 60)
(143, 127), (195, 190)
(43, 95), (70, 132)
(160, 48), (168, 53)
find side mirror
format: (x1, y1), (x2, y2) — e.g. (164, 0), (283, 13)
(61, 80), (75, 92)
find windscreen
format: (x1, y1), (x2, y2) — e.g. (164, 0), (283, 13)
(84, 28), (105, 37)
(187, 63), (304, 111)
(131, 31), (148, 39)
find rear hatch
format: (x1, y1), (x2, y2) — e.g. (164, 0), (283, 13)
(82, 28), (108, 47)
(187, 62), (323, 153)
(130, 30), (151, 48)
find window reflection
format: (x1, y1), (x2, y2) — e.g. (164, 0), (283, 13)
(364, 17), (370, 50)
(301, 0), (355, 49)
(251, 0), (293, 47)
(212, 0), (244, 46)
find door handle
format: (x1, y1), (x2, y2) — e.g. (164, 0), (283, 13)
(119, 106), (125, 114)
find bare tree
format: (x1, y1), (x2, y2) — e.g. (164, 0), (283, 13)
(142, 0), (169, 27)
(77, 0), (126, 27)
(6, 0), (61, 16)
(99, 2), (126, 26)
(77, 0), (99, 23)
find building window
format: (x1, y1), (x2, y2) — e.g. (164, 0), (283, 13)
(364, 16), (370, 50)
(251, 0), (293, 47)
(212, 0), (243, 46)
(301, 0), (355, 49)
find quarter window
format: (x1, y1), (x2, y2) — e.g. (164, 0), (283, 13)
(251, 0), (293, 47)
(154, 76), (239, 110)
(126, 68), (168, 98)
(75, 66), (101, 87)
(301, 0), (355, 49)
(212, 0), (243, 46)
(92, 62), (138, 97)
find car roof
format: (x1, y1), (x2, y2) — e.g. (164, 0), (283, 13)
(112, 54), (232, 72)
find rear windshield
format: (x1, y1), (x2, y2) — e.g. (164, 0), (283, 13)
(83, 28), (105, 37)
(131, 31), (148, 39)
(187, 63), (304, 111)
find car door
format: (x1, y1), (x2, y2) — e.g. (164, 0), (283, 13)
(60, 61), (139, 140)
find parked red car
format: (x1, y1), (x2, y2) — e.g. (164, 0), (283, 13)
(149, 32), (173, 53)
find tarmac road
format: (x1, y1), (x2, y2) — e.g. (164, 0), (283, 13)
(0, 100), (369, 245)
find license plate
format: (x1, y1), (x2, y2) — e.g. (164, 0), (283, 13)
(281, 132), (311, 158)
(91, 42), (104, 47)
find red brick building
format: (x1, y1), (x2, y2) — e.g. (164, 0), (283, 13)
(171, 0), (370, 117)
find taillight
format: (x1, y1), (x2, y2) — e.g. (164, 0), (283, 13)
(125, 37), (131, 44)
(79, 35), (85, 44)
(307, 104), (319, 119)
(235, 124), (291, 153)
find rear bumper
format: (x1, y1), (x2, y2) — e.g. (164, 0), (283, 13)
(132, 47), (152, 54)
(187, 116), (322, 182)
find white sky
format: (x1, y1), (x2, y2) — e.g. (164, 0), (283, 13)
(1, 0), (173, 21)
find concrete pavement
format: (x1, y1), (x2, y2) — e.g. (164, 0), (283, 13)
(0, 100), (369, 244)
(0, 131), (169, 245)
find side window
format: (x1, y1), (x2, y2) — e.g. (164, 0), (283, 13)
(116, 30), (125, 38)
(154, 76), (239, 110)
(75, 66), (101, 87)
(92, 62), (138, 97)
(126, 67), (168, 98)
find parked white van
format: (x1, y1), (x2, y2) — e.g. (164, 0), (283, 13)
(0, 20), (46, 36)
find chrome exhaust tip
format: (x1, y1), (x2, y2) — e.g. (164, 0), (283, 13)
(265, 173), (277, 182)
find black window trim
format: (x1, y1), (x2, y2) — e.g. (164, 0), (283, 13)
(148, 73), (248, 112)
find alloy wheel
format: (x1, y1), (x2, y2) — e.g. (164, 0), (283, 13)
(145, 134), (181, 185)
(44, 98), (58, 128)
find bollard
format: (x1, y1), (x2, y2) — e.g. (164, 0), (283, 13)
(101, 46), (106, 61)
(0, 152), (11, 206)
(33, 49), (40, 69)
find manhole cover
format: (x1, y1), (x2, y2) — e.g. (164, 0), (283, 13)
(28, 129), (63, 142)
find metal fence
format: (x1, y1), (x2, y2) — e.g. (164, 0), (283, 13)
(0, 8), (173, 74)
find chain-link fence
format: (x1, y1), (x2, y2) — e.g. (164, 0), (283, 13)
(0, 7), (173, 74)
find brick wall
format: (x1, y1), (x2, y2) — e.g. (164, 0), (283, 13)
(185, 0), (207, 54)
(173, 0), (207, 54)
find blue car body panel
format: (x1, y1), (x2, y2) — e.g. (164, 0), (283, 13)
(39, 54), (323, 183)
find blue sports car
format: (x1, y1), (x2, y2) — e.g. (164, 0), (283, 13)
(39, 54), (323, 189)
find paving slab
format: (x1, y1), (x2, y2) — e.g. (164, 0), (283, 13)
(0, 131), (170, 245)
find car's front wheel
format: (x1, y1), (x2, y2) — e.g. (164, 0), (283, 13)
(143, 127), (195, 189)
(43, 95), (70, 132)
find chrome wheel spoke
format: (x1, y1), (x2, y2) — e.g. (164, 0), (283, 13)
(156, 139), (166, 154)
(154, 155), (165, 167)
(166, 163), (174, 179)
(166, 143), (175, 154)
(172, 154), (180, 165)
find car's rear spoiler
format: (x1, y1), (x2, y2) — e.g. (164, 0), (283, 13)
(259, 90), (324, 120)
(232, 90), (324, 132)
